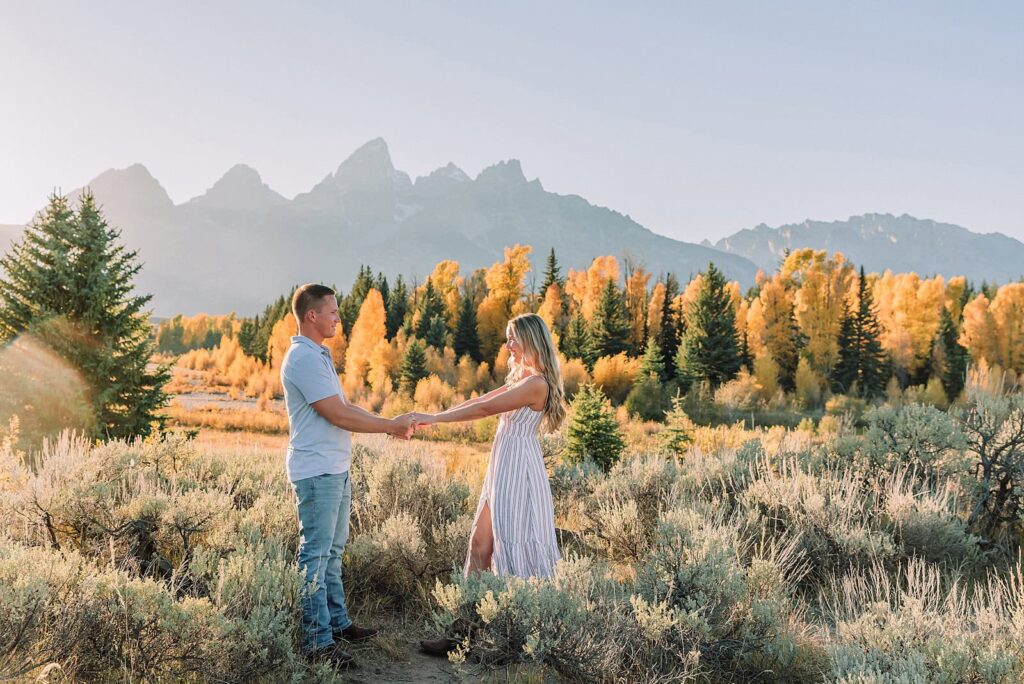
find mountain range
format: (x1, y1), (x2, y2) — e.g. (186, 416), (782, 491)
(711, 214), (1024, 283)
(1, 139), (1021, 316)
(1, 139), (759, 316)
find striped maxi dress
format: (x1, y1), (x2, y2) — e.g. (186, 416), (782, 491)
(464, 404), (561, 578)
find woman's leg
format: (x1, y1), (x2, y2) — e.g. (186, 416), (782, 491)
(467, 500), (494, 573)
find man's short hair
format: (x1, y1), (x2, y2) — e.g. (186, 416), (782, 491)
(292, 283), (336, 322)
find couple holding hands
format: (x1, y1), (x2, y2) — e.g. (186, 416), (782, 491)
(281, 283), (565, 668)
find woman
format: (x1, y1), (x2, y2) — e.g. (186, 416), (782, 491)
(411, 312), (566, 579)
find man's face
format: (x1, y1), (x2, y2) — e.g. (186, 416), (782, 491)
(309, 295), (341, 338)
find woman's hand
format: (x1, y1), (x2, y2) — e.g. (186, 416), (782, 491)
(409, 412), (436, 428)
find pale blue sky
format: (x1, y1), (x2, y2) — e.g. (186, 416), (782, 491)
(1, 2), (1021, 241)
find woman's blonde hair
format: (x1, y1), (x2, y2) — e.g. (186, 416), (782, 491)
(505, 313), (566, 432)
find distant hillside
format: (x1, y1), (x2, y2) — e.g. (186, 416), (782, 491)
(712, 213), (1024, 283)
(38, 138), (759, 316)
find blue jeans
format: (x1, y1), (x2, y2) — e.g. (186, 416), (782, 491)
(292, 472), (352, 652)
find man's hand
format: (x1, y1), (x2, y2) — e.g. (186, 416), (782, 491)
(389, 413), (417, 440)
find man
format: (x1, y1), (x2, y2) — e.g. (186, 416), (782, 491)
(282, 283), (416, 668)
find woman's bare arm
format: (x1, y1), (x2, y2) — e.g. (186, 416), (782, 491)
(418, 377), (546, 424)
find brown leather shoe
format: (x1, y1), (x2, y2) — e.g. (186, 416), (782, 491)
(419, 637), (459, 657)
(336, 623), (379, 643)
(307, 643), (355, 668)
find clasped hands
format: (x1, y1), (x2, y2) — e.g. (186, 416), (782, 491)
(388, 412), (437, 440)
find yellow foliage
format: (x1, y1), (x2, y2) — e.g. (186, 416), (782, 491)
(536, 283), (567, 334)
(344, 289), (387, 391)
(794, 357), (823, 409)
(873, 272), (944, 378)
(425, 345), (458, 386)
(267, 313), (296, 370)
(646, 281), (665, 342)
(624, 266), (651, 351)
(477, 245), (533, 360)
(367, 337), (400, 394)
(564, 255), (619, 321)
(421, 260), (463, 325)
(990, 283), (1024, 373)
(782, 249), (855, 374)
(413, 375), (456, 411)
(591, 352), (638, 405)
(560, 357), (590, 398)
(324, 325), (347, 372)
(753, 352), (780, 401)
(960, 294), (999, 368)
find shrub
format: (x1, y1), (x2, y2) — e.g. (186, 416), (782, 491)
(795, 358), (823, 410)
(825, 559), (1024, 682)
(560, 358), (590, 399)
(564, 384), (625, 473)
(713, 368), (762, 410)
(591, 353), (638, 405)
(960, 388), (1024, 545)
(623, 374), (670, 421)
(413, 375), (456, 411)
(859, 403), (968, 483)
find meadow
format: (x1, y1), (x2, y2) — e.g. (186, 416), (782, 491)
(3, 362), (1024, 683)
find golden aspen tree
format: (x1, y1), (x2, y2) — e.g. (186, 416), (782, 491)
(946, 276), (968, 322)
(624, 265), (651, 351)
(873, 272), (944, 381)
(960, 294), (999, 367)
(679, 274), (703, 320)
(476, 245), (532, 360)
(783, 249), (855, 375)
(267, 313), (297, 371)
(564, 255), (619, 322)
(646, 280), (666, 342)
(344, 289), (386, 392)
(746, 298), (766, 358)
(537, 282), (567, 335)
(991, 283), (1024, 373)
(367, 337), (401, 394)
(324, 325), (347, 372)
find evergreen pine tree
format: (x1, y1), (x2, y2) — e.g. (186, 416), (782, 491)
(638, 336), (665, 379)
(386, 276), (409, 339)
(399, 338), (429, 393)
(659, 391), (694, 459)
(832, 267), (887, 398)
(624, 337), (671, 420)
(375, 272), (390, 311)
(933, 306), (968, 400)
(657, 273), (681, 381)
(560, 312), (595, 368)
(341, 265), (375, 334)
(589, 279), (632, 357)
(832, 303), (858, 393)
(540, 247), (564, 293)
(246, 294), (291, 361)
(453, 292), (482, 362)
(0, 192), (169, 440)
(564, 383), (625, 472)
(675, 263), (741, 390)
(415, 279), (448, 348)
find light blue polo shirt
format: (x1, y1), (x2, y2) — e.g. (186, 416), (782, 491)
(281, 335), (352, 482)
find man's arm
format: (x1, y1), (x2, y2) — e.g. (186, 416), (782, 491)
(311, 395), (414, 437)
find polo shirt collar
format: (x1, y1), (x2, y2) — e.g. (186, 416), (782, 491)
(291, 335), (330, 357)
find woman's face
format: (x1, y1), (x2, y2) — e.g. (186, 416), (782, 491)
(506, 326), (527, 366)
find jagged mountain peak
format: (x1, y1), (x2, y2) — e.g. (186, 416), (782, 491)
(79, 163), (173, 210)
(189, 164), (285, 210)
